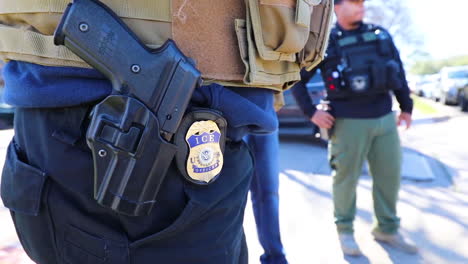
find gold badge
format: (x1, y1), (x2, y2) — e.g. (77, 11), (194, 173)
(185, 120), (224, 183)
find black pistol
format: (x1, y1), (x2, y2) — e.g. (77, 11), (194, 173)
(54, 0), (201, 216)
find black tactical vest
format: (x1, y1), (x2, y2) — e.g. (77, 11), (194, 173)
(321, 24), (403, 100)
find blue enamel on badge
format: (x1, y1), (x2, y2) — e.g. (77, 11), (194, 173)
(185, 120), (224, 183)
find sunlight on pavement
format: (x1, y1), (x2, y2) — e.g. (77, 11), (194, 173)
(0, 245), (34, 264)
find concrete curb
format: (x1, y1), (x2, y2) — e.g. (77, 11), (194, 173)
(400, 148), (440, 182)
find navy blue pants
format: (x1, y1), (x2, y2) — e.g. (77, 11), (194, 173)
(246, 131), (287, 264)
(1, 104), (253, 264)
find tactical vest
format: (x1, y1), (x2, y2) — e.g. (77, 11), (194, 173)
(0, 0), (333, 91)
(322, 24), (404, 99)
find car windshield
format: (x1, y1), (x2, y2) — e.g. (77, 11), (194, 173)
(448, 70), (468, 79)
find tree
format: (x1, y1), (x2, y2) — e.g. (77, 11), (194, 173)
(364, 0), (424, 63)
(410, 55), (468, 75)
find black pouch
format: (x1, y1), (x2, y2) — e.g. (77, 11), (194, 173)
(386, 60), (403, 91)
(0, 139), (54, 263)
(1, 140), (47, 216)
(377, 33), (392, 56)
(370, 64), (388, 93)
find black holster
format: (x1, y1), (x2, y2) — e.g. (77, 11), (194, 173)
(87, 96), (177, 216)
(54, 0), (201, 216)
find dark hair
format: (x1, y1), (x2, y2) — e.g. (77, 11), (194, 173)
(334, 0), (344, 4)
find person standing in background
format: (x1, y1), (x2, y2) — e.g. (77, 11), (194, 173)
(292, 0), (418, 257)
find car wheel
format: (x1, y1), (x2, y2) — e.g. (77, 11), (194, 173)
(461, 93), (468, 112)
(0, 117), (13, 129)
(441, 93), (450, 105)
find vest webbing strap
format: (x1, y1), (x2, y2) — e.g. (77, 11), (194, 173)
(0, 0), (171, 22)
(0, 0), (172, 65)
(0, 25), (162, 66)
(0, 25), (85, 63)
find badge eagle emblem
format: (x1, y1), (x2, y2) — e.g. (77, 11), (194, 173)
(350, 75), (368, 92)
(185, 120), (224, 183)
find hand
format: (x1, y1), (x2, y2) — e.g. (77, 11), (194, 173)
(311, 110), (335, 129)
(397, 112), (412, 129)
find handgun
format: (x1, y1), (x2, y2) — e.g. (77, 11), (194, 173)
(54, 0), (201, 216)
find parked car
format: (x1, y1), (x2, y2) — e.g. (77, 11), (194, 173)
(413, 74), (440, 99)
(434, 65), (468, 105)
(407, 75), (420, 95)
(0, 85), (14, 116)
(0, 62), (14, 128)
(277, 71), (325, 138)
(459, 83), (468, 112)
(422, 74), (441, 99)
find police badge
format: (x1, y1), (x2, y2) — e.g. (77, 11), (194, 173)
(185, 120), (223, 183)
(175, 109), (227, 185)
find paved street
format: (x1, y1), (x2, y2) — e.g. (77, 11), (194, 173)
(399, 100), (468, 192)
(1, 97), (468, 263)
(245, 137), (468, 264)
(244, 98), (468, 264)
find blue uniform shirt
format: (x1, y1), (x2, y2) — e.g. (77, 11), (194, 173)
(3, 61), (277, 141)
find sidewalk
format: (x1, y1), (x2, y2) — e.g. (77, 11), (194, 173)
(244, 137), (468, 264)
(244, 107), (468, 264)
(1, 106), (468, 264)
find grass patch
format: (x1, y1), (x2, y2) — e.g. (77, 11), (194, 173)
(411, 95), (439, 115)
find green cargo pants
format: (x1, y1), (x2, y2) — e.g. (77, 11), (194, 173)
(329, 112), (401, 234)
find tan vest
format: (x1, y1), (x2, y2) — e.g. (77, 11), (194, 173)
(0, 0), (333, 91)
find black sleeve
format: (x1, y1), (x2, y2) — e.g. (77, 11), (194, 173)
(388, 31), (413, 114)
(291, 68), (318, 119)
